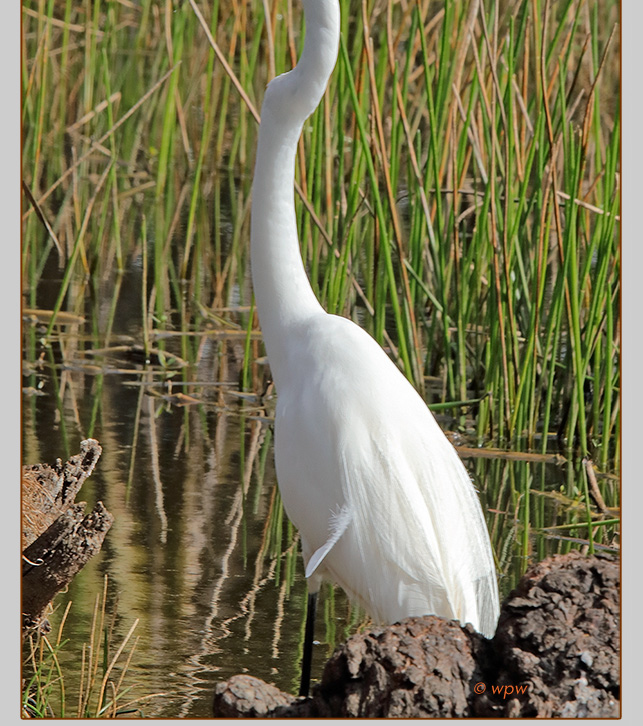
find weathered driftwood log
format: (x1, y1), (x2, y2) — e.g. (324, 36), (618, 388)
(22, 438), (103, 549)
(212, 551), (619, 718)
(21, 440), (113, 632)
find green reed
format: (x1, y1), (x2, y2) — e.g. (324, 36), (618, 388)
(23, 579), (145, 718)
(22, 0), (619, 597)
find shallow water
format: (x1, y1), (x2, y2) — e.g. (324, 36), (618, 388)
(22, 265), (613, 716)
(20, 0), (621, 715)
(22, 266), (347, 716)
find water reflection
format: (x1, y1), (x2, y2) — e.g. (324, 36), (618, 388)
(23, 300), (333, 715)
(21, 302), (618, 718)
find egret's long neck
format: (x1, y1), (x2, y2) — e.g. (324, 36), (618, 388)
(250, 0), (340, 387)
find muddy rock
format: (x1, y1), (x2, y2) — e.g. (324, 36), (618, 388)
(211, 552), (620, 718)
(212, 675), (300, 718)
(312, 616), (486, 717)
(475, 551), (619, 717)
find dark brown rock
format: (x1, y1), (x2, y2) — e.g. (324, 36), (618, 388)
(313, 616), (484, 717)
(212, 675), (298, 718)
(474, 550), (620, 717)
(211, 552), (620, 718)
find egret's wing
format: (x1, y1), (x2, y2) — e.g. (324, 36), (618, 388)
(305, 504), (351, 578)
(300, 318), (501, 634)
(331, 416), (498, 635)
(337, 402), (498, 635)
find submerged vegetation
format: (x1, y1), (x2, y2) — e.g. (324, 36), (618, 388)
(22, 0), (620, 716)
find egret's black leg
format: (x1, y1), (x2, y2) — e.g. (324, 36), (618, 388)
(299, 590), (318, 697)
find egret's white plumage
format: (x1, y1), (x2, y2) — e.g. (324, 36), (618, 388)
(250, 0), (499, 641)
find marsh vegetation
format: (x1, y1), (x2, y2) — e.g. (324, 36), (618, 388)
(22, 0), (619, 716)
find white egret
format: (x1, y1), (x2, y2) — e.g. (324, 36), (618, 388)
(250, 0), (499, 696)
